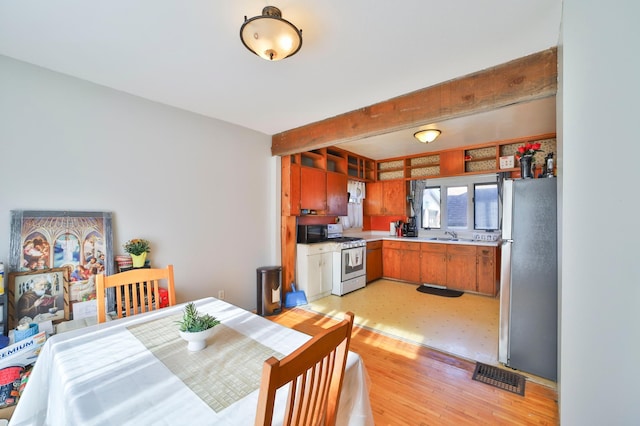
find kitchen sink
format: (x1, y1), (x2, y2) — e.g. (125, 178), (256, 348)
(426, 237), (476, 242)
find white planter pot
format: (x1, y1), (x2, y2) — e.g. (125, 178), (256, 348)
(178, 328), (217, 352)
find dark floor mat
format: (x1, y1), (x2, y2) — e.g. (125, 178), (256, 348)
(416, 285), (463, 298)
(472, 362), (526, 396)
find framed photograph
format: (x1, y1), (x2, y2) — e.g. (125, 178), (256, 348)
(8, 268), (69, 328)
(9, 210), (114, 320)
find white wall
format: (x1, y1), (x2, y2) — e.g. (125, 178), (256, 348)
(560, 1), (640, 423)
(0, 55), (281, 311)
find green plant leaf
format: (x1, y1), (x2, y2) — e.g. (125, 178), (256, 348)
(175, 302), (220, 332)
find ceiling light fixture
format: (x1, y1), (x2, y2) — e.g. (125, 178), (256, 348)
(240, 6), (303, 61)
(413, 129), (441, 143)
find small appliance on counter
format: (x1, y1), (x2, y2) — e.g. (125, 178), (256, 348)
(297, 224), (328, 244)
(402, 217), (418, 237)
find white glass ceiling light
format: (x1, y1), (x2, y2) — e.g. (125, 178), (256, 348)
(413, 129), (441, 143)
(240, 6), (302, 61)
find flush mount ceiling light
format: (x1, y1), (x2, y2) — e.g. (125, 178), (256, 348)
(413, 129), (441, 143)
(240, 6), (303, 61)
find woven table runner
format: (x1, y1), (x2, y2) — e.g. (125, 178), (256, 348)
(127, 314), (284, 412)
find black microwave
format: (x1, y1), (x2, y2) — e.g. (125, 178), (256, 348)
(297, 224), (328, 244)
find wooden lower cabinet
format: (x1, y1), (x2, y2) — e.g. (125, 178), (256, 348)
(420, 244), (447, 286)
(446, 245), (477, 292)
(382, 240), (420, 283)
(384, 241), (499, 296)
(366, 241), (383, 283)
(476, 246), (499, 296)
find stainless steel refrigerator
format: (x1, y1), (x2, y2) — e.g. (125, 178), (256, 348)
(499, 178), (557, 381)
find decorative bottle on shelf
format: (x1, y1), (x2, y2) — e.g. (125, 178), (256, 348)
(545, 153), (555, 178)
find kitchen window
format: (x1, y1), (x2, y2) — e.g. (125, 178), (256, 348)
(474, 182), (499, 230)
(421, 174), (499, 231)
(422, 186), (441, 228)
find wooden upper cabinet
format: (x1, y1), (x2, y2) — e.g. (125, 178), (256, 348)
(439, 150), (464, 176)
(383, 180), (407, 215)
(363, 181), (384, 215)
(364, 180), (407, 216)
(300, 167), (327, 211)
(326, 172), (348, 216)
(282, 156), (301, 216)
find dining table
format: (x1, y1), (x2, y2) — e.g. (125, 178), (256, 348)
(9, 297), (374, 426)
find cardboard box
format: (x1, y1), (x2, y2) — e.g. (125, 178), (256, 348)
(0, 403), (16, 420)
(0, 331), (46, 369)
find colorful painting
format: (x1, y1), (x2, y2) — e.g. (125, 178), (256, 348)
(9, 211), (114, 320)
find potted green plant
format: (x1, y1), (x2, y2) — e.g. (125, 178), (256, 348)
(176, 303), (221, 351)
(123, 239), (150, 267)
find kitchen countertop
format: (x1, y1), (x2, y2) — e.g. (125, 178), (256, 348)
(343, 231), (501, 247)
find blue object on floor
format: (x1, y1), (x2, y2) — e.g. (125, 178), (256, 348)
(284, 283), (308, 308)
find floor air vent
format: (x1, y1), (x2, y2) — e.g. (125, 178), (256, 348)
(472, 362), (526, 396)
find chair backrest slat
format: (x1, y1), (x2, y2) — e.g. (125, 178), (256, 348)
(255, 311), (354, 426)
(95, 265), (176, 323)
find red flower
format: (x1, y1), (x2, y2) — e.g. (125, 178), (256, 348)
(515, 142), (543, 159)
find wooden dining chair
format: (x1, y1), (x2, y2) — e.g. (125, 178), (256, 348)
(254, 311), (355, 426)
(95, 264), (176, 323)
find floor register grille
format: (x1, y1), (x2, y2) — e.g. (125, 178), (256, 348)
(472, 362), (526, 396)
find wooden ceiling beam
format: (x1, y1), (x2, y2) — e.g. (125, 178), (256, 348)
(271, 47), (557, 156)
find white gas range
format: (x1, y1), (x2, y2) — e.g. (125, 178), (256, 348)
(327, 224), (367, 296)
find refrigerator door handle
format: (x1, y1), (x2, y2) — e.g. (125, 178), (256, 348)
(498, 240), (513, 364)
(501, 180), (514, 241)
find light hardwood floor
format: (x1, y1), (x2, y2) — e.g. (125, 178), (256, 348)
(268, 307), (559, 425)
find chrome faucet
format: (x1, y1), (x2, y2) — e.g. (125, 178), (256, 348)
(444, 230), (458, 239)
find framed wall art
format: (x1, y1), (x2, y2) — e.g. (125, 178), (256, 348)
(9, 210), (114, 320)
(8, 267), (70, 328)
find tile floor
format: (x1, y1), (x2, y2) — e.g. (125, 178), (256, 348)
(304, 279), (500, 365)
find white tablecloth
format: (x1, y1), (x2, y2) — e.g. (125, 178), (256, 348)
(9, 298), (374, 426)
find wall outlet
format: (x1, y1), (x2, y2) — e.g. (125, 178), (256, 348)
(473, 233), (500, 241)
(218, 290), (225, 300)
